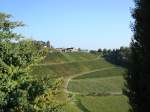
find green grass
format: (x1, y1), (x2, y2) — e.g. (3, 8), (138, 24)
(30, 59), (114, 79)
(68, 68), (126, 94)
(67, 66), (129, 112)
(40, 52), (99, 64)
(29, 52), (129, 112)
(63, 103), (81, 112)
(74, 67), (126, 79)
(68, 76), (124, 94)
(77, 95), (129, 112)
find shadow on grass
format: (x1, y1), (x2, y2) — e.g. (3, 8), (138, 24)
(74, 98), (91, 112)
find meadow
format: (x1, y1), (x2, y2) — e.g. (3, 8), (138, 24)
(68, 67), (126, 94)
(77, 95), (129, 112)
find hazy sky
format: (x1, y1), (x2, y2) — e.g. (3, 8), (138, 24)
(0, 0), (134, 50)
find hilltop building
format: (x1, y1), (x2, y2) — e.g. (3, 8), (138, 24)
(56, 47), (88, 53)
(56, 47), (79, 52)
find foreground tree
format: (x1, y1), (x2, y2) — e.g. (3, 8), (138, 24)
(0, 12), (63, 112)
(124, 0), (150, 112)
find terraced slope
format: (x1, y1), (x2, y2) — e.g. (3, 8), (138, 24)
(67, 67), (129, 112)
(30, 52), (129, 112)
(40, 52), (99, 64)
(74, 67), (125, 79)
(31, 59), (114, 78)
(77, 95), (129, 112)
(68, 67), (125, 94)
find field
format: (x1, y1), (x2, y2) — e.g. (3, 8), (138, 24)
(67, 67), (129, 112)
(30, 52), (130, 112)
(68, 75), (124, 94)
(77, 95), (129, 112)
(68, 68), (125, 94)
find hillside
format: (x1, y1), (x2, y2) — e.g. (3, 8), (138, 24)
(30, 52), (129, 112)
(68, 67), (125, 94)
(30, 52), (113, 79)
(40, 52), (99, 64)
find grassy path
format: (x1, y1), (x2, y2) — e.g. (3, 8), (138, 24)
(66, 91), (122, 96)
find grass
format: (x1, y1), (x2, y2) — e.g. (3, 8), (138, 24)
(40, 52), (99, 64)
(68, 68), (126, 94)
(29, 52), (129, 112)
(68, 76), (124, 94)
(74, 67), (126, 79)
(63, 103), (81, 112)
(30, 59), (114, 79)
(77, 95), (130, 112)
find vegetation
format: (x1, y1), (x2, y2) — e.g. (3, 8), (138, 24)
(68, 76), (124, 94)
(29, 50), (129, 112)
(30, 57), (114, 80)
(68, 67), (125, 94)
(0, 3), (140, 111)
(1, 1), (148, 112)
(63, 103), (81, 112)
(103, 47), (130, 67)
(65, 63), (129, 112)
(0, 12), (63, 112)
(0, 13), (129, 111)
(124, 0), (150, 112)
(90, 47), (131, 67)
(77, 95), (129, 112)
(40, 52), (99, 64)
(74, 67), (125, 79)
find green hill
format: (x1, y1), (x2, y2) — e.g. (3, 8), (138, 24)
(30, 52), (114, 80)
(29, 52), (129, 112)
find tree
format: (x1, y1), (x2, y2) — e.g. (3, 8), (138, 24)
(124, 0), (150, 112)
(90, 50), (97, 54)
(0, 12), (63, 112)
(102, 48), (111, 56)
(46, 40), (51, 48)
(98, 48), (102, 53)
(102, 47), (130, 67)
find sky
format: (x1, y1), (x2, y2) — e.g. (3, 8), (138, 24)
(0, 0), (134, 50)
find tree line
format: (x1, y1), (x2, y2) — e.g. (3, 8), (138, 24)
(90, 47), (131, 67)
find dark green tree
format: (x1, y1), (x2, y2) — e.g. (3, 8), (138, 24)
(46, 40), (51, 48)
(103, 47), (130, 67)
(124, 0), (150, 112)
(97, 48), (102, 52)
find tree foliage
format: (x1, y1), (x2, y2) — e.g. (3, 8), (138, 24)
(103, 47), (130, 67)
(124, 0), (150, 112)
(0, 12), (63, 112)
